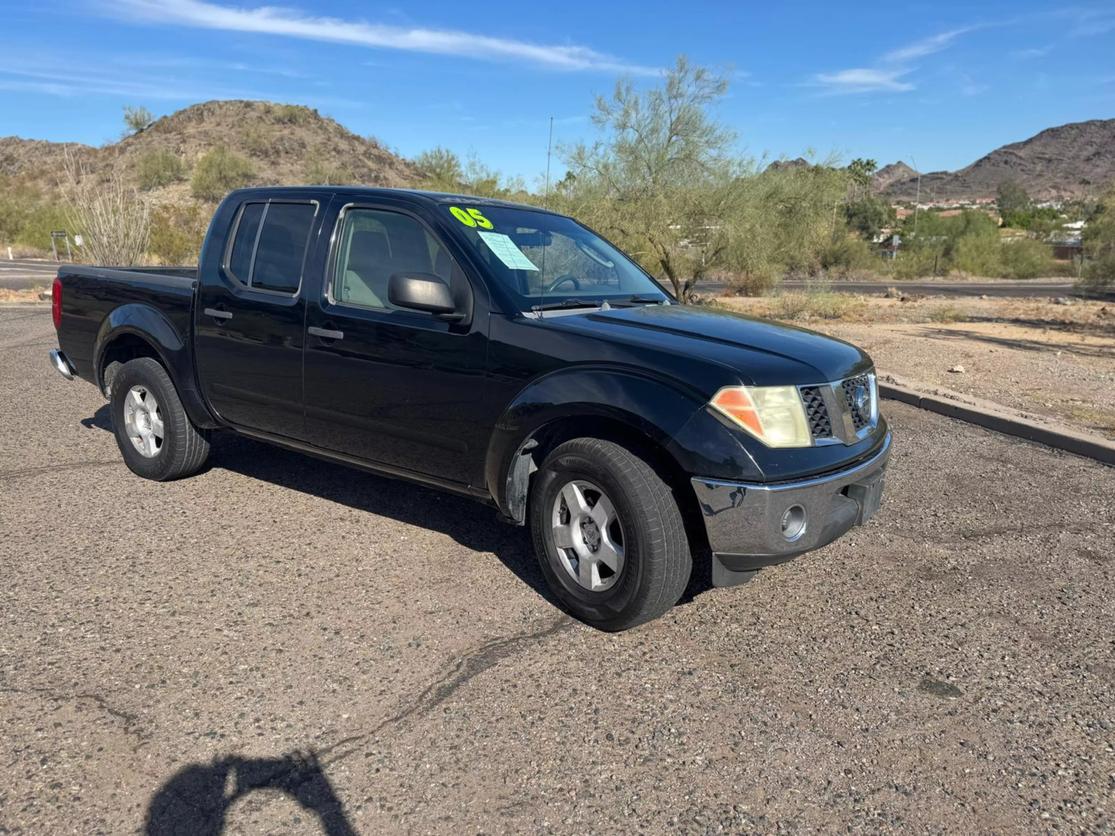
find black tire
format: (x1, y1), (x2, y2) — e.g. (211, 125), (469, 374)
(530, 438), (692, 631)
(109, 357), (210, 481)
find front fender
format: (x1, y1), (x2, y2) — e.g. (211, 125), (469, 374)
(94, 304), (216, 428)
(484, 366), (760, 519)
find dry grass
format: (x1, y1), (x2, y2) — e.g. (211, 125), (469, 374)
(0, 288), (48, 304)
(718, 293), (1113, 330)
(927, 303), (967, 323)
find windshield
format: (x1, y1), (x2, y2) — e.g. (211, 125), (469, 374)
(439, 204), (669, 311)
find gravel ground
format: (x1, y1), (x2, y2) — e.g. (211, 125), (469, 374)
(2, 307), (1113, 834)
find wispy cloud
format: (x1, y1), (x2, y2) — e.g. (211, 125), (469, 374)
(813, 68), (914, 94)
(0, 59), (361, 108)
(813, 25), (978, 95)
(881, 27), (976, 64)
(104, 0), (659, 75)
(1012, 44), (1054, 59)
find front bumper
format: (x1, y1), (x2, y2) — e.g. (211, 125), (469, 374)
(691, 432), (892, 586)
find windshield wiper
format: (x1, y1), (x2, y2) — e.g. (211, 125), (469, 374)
(530, 298), (603, 312)
(613, 294), (668, 306)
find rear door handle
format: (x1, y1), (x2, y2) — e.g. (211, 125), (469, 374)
(203, 307), (233, 321)
(308, 326), (344, 341)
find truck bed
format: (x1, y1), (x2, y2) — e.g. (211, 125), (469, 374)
(55, 265), (199, 384)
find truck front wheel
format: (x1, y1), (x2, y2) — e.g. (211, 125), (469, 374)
(530, 438), (692, 631)
(109, 357), (210, 481)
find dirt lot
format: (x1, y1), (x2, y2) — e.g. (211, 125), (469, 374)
(2, 307), (1114, 833)
(721, 295), (1115, 439)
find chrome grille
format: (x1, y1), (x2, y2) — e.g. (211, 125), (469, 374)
(798, 385), (833, 439)
(797, 372), (877, 445)
(841, 374), (873, 431)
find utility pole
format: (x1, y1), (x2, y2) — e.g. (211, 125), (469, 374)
(911, 156), (922, 238)
(543, 116), (554, 208)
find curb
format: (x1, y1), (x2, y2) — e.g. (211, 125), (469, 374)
(879, 376), (1115, 466)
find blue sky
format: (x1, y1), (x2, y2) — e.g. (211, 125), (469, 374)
(1, 1), (1113, 184)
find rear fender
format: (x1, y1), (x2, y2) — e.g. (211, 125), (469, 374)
(94, 304), (217, 428)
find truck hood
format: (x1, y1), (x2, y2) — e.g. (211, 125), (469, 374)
(538, 303), (871, 386)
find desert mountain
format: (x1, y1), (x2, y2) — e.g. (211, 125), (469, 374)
(0, 100), (420, 201)
(880, 119), (1115, 203)
(872, 161), (917, 192)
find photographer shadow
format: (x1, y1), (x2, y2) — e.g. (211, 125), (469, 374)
(145, 750), (355, 835)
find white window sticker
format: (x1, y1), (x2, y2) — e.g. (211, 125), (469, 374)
(477, 231), (539, 271)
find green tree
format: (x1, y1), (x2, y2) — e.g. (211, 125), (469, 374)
(191, 147), (255, 201)
(1080, 185), (1115, 292)
(562, 56), (741, 300)
(415, 147), (465, 192)
(843, 195), (893, 239)
(846, 158), (877, 201)
(123, 105), (154, 136)
(997, 180), (1032, 226)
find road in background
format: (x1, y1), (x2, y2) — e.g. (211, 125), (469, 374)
(2, 307), (1112, 833)
(0, 259), (57, 290)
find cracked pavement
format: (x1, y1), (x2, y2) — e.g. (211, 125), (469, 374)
(1, 307), (1113, 833)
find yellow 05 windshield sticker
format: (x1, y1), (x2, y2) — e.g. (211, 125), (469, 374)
(449, 206), (494, 230)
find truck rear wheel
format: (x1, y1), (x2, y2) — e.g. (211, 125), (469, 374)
(530, 437), (692, 631)
(109, 357), (210, 481)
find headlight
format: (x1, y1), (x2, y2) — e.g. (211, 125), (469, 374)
(710, 385), (812, 448)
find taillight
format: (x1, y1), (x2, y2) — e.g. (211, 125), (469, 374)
(51, 277), (62, 330)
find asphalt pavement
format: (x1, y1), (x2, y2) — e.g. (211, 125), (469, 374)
(0, 259), (57, 290)
(1, 307), (1113, 833)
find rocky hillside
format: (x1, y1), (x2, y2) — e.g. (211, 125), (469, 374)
(0, 100), (421, 201)
(880, 119), (1115, 203)
(872, 161), (917, 192)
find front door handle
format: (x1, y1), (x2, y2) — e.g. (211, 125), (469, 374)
(308, 326), (344, 341)
(203, 307), (233, 321)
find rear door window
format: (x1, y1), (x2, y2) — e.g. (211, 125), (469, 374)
(224, 200), (317, 294)
(251, 203), (318, 294)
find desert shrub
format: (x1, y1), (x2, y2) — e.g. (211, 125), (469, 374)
(820, 235), (876, 277)
(928, 303), (967, 323)
(304, 160), (354, 185)
(62, 153), (150, 265)
(951, 232), (1003, 277)
(1000, 238), (1053, 279)
(191, 147), (255, 201)
(888, 247), (941, 279)
(239, 124), (270, 156)
(728, 265), (781, 296)
(123, 105), (154, 135)
(15, 203), (70, 251)
(148, 204), (209, 265)
(136, 150), (185, 190)
(1079, 187), (1115, 293)
(771, 288), (864, 321)
(269, 104), (313, 125)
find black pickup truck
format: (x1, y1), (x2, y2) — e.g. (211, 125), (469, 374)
(49, 186), (890, 630)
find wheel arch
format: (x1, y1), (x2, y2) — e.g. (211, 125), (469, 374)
(484, 368), (709, 530)
(95, 304), (218, 428)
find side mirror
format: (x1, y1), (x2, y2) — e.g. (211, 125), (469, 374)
(387, 272), (460, 318)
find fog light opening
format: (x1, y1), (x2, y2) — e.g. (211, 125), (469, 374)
(780, 505), (807, 542)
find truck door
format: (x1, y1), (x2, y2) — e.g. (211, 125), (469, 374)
(195, 197), (323, 437)
(302, 201), (489, 486)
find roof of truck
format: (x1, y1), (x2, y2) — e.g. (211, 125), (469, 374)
(225, 185), (562, 215)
